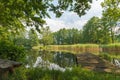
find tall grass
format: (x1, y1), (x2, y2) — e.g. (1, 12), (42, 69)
(47, 43), (120, 55)
(47, 44), (100, 54)
(8, 66), (120, 80)
(101, 43), (120, 55)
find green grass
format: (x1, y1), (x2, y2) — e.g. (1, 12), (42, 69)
(8, 66), (120, 80)
(101, 43), (120, 47)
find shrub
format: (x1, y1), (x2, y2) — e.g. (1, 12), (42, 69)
(8, 67), (27, 80)
(0, 40), (26, 61)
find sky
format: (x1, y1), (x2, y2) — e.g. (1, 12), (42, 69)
(45, 0), (104, 32)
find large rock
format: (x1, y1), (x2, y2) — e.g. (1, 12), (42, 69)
(0, 59), (22, 79)
(76, 53), (118, 73)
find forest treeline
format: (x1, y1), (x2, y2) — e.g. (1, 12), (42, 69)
(1, 17), (119, 49)
(52, 17), (120, 45)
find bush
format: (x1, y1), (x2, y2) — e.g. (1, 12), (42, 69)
(0, 40), (26, 61)
(8, 67), (27, 80)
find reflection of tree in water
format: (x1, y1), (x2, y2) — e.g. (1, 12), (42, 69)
(26, 50), (40, 67)
(39, 50), (54, 62)
(26, 50), (77, 68)
(53, 52), (76, 67)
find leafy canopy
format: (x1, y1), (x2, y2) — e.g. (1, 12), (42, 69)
(0, 0), (92, 33)
(101, 0), (120, 22)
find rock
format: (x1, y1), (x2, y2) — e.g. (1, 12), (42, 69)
(0, 59), (22, 69)
(0, 59), (22, 79)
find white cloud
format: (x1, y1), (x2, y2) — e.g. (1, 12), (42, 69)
(81, 0), (104, 19)
(45, 0), (104, 32)
(45, 18), (67, 32)
(45, 18), (87, 32)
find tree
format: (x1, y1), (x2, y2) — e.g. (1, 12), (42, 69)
(53, 28), (82, 45)
(52, 28), (67, 44)
(101, 0), (120, 43)
(82, 17), (100, 43)
(40, 26), (53, 46)
(0, 0), (92, 33)
(101, 0), (120, 22)
(28, 29), (39, 48)
(0, 26), (10, 40)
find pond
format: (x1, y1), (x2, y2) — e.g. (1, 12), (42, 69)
(25, 50), (120, 71)
(26, 50), (77, 71)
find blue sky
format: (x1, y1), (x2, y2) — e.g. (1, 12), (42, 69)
(45, 0), (104, 32)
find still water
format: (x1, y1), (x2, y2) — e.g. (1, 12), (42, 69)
(26, 50), (77, 71)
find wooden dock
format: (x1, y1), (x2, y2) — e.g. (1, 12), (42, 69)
(76, 53), (117, 73)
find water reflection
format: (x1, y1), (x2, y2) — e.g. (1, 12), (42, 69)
(53, 51), (76, 67)
(26, 50), (77, 71)
(33, 56), (66, 72)
(112, 58), (120, 67)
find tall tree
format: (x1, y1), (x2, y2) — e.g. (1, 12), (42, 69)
(101, 0), (120, 22)
(40, 26), (53, 46)
(28, 29), (39, 48)
(101, 0), (120, 43)
(82, 17), (101, 43)
(53, 28), (82, 45)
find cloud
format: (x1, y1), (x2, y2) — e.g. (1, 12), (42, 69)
(45, 18), (87, 32)
(81, 0), (104, 20)
(45, 0), (104, 32)
(45, 18), (67, 32)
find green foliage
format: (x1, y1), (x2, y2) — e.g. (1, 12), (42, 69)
(0, 40), (26, 61)
(82, 17), (100, 43)
(116, 34), (120, 42)
(0, 0), (92, 33)
(0, 27), (10, 40)
(53, 28), (82, 45)
(82, 16), (113, 44)
(28, 29), (39, 48)
(12, 29), (40, 50)
(40, 26), (53, 45)
(26, 67), (94, 80)
(101, 0), (120, 22)
(8, 67), (27, 80)
(8, 66), (120, 80)
(101, 0), (120, 43)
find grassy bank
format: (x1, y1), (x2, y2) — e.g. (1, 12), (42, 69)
(47, 44), (100, 54)
(101, 43), (120, 55)
(47, 43), (120, 55)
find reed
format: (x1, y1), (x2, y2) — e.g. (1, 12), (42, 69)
(47, 44), (100, 54)
(101, 43), (120, 55)
(48, 43), (120, 55)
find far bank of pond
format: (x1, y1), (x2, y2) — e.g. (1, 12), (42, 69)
(47, 44), (120, 55)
